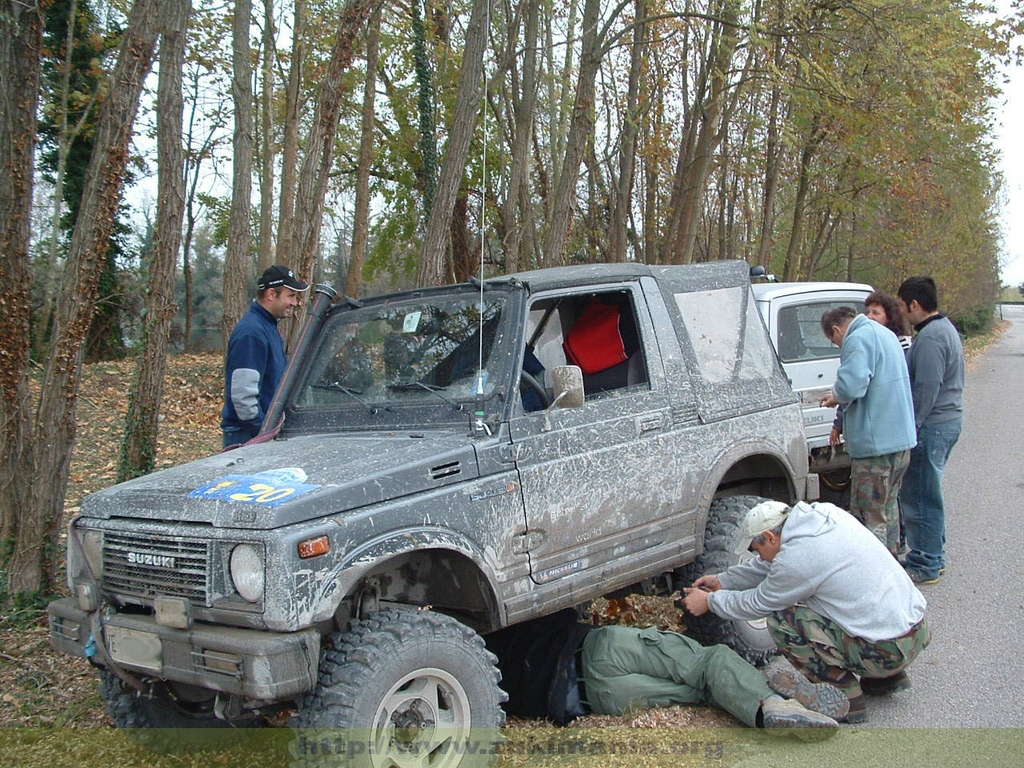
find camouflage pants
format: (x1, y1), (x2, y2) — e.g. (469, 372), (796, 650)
(849, 450), (910, 554)
(767, 605), (931, 698)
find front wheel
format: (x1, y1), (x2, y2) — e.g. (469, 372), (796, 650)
(676, 495), (780, 665)
(290, 608), (506, 768)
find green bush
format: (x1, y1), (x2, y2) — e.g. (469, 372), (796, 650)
(952, 304), (995, 338)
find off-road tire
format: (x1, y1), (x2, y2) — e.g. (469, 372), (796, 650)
(290, 607), (506, 768)
(98, 669), (263, 753)
(677, 495), (780, 665)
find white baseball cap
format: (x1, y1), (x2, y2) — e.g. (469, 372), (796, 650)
(734, 500), (790, 554)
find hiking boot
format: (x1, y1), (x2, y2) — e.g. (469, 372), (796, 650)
(860, 670), (911, 696)
(761, 698), (839, 740)
(906, 568), (940, 585)
(841, 694), (867, 723)
(766, 667), (850, 720)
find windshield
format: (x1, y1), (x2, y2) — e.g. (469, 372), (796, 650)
(293, 294), (507, 417)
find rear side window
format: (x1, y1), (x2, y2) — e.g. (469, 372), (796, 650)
(776, 301), (863, 363)
(674, 286), (777, 384)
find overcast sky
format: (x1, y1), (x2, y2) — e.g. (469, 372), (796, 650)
(995, 2), (1024, 288)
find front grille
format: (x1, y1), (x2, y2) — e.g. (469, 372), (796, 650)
(103, 532), (210, 605)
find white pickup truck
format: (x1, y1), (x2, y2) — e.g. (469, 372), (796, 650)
(752, 279), (874, 503)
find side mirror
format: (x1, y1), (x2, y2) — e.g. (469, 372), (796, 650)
(541, 366), (584, 432)
(550, 365), (584, 409)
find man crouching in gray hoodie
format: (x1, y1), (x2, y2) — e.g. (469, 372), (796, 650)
(681, 500), (930, 724)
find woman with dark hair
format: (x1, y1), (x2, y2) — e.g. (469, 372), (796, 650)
(864, 290), (912, 350)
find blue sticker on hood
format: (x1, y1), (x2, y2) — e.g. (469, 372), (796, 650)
(189, 474), (320, 505)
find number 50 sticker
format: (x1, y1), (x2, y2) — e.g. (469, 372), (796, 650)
(189, 475), (320, 506)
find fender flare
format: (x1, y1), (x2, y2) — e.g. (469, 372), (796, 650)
(310, 527), (505, 626)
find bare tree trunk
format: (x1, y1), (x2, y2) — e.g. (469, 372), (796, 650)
(757, 32), (786, 270)
(663, 0), (741, 265)
(451, 194), (477, 282)
(542, 0), (601, 267)
(782, 114), (826, 281)
(223, 0), (254, 343)
(181, 70), (221, 353)
(346, 6), (381, 299)
(7, 0), (161, 596)
(608, 0), (646, 263)
(411, 0), (438, 223)
(641, 76), (664, 264)
(500, 0), (538, 274)
(418, 0), (492, 286)
(258, 0), (276, 270)
(290, 0), (378, 286)
(35, 0), (92, 354)
(0, 0), (45, 555)
(119, 0), (190, 482)
(277, 0), (304, 262)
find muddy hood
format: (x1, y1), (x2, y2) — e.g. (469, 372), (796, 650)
(78, 431), (484, 529)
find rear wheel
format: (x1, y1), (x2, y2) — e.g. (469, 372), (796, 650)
(676, 495), (780, 665)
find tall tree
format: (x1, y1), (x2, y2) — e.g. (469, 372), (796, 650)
(346, 5), (382, 298)
(607, 0), (647, 263)
(662, 0), (743, 265)
(0, 0), (48, 558)
(222, 0), (254, 342)
(418, 0), (492, 286)
(119, 0), (191, 481)
(4, 0), (163, 598)
(498, 0), (539, 273)
(411, 0), (438, 223)
(276, 0), (305, 265)
(257, 0), (276, 270)
(289, 0), (378, 290)
(542, 0), (602, 267)
(37, 0), (129, 361)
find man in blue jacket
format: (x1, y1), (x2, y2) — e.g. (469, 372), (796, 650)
(221, 265), (309, 448)
(818, 306), (916, 553)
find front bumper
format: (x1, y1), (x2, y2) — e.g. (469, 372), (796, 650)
(48, 597), (319, 701)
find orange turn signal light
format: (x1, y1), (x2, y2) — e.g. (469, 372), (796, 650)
(298, 535), (331, 559)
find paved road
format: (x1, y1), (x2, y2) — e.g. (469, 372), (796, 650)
(862, 303), (1024, 729)
(729, 306), (1024, 766)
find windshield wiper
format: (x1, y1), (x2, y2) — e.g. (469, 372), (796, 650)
(313, 382), (383, 414)
(388, 380), (464, 411)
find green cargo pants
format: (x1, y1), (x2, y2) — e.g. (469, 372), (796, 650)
(580, 624), (772, 727)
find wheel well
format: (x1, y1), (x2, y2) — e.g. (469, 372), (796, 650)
(350, 548), (499, 633)
(715, 452), (795, 503)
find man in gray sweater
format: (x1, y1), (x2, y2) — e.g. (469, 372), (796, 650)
(681, 500), (931, 724)
(896, 277), (965, 585)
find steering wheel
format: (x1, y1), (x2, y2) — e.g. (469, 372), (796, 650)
(519, 370), (551, 410)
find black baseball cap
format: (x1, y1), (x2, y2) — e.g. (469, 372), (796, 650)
(257, 265), (309, 292)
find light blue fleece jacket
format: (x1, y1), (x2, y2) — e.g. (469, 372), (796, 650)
(832, 313), (916, 458)
(709, 501), (927, 643)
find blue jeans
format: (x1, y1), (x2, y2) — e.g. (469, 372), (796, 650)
(899, 417), (962, 578)
(222, 423), (260, 449)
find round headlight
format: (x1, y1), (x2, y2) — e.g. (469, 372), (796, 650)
(230, 544), (265, 603)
